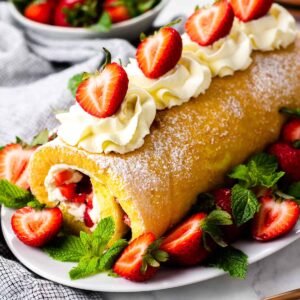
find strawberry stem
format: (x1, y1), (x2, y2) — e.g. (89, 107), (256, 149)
(101, 48), (112, 70)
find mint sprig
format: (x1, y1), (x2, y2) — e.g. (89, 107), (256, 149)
(229, 153), (285, 226)
(0, 180), (35, 209)
(205, 246), (248, 279)
(44, 217), (128, 280)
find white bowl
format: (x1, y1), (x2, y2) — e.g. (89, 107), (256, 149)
(8, 0), (169, 40)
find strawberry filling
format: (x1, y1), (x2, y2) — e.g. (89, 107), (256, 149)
(51, 168), (131, 228)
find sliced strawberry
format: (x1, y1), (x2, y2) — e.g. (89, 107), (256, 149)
(185, 0), (234, 46)
(123, 214), (131, 227)
(282, 119), (300, 144)
(269, 142), (300, 182)
(58, 183), (76, 200)
(0, 144), (35, 190)
(160, 213), (209, 266)
(11, 207), (63, 247)
(252, 195), (300, 241)
(76, 62), (129, 118)
(73, 193), (87, 204)
(84, 206), (94, 228)
(231, 0), (273, 22)
(104, 0), (130, 23)
(24, 1), (54, 24)
(136, 27), (182, 79)
(113, 233), (166, 282)
(54, 170), (73, 186)
(213, 188), (245, 242)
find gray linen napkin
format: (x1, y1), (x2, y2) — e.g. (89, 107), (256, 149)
(0, 2), (136, 299)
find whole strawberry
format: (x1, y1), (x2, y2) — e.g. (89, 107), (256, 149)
(282, 119), (300, 144)
(104, 0), (130, 23)
(24, 0), (54, 24)
(136, 25), (182, 79)
(269, 142), (300, 182)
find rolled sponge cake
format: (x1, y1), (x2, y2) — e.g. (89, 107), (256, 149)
(29, 37), (300, 241)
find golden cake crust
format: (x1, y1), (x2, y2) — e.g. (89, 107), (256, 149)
(29, 37), (300, 240)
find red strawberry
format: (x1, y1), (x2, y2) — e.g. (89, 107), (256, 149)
(11, 207), (63, 247)
(213, 188), (245, 242)
(282, 119), (300, 144)
(160, 213), (209, 266)
(269, 142), (300, 182)
(76, 60), (129, 118)
(252, 195), (300, 241)
(58, 183), (76, 200)
(113, 233), (166, 282)
(185, 0), (234, 47)
(24, 1), (54, 24)
(73, 193), (87, 203)
(0, 144), (35, 190)
(54, 170), (73, 186)
(136, 27), (183, 79)
(104, 0), (130, 23)
(84, 205), (94, 228)
(231, 0), (273, 22)
(54, 0), (85, 27)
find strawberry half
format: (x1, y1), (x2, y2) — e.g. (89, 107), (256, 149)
(136, 27), (183, 79)
(282, 119), (300, 144)
(185, 0), (234, 46)
(231, 0), (273, 22)
(0, 144), (35, 190)
(252, 195), (300, 241)
(76, 50), (129, 118)
(269, 142), (300, 182)
(11, 207), (63, 247)
(113, 233), (168, 282)
(160, 213), (209, 266)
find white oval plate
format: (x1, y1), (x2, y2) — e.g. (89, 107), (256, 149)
(2, 206), (300, 292)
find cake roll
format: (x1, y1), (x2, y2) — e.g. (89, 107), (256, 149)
(29, 36), (300, 241)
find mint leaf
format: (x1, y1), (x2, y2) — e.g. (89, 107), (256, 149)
(31, 129), (49, 147)
(205, 210), (233, 226)
(201, 210), (232, 248)
(44, 235), (84, 262)
(90, 11), (112, 32)
(205, 246), (248, 279)
(68, 73), (84, 97)
(288, 182), (300, 198)
(0, 180), (34, 208)
(99, 239), (128, 271)
(229, 153), (283, 189)
(280, 107), (300, 118)
(231, 184), (260, 226)
(70, 256), (100, 280)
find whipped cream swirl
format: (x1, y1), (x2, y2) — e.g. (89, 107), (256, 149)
(125, 54), (211, 110)
(182, 30), (252, 77)
(235, 4), (297, 51)
(57, 86), (156, 154)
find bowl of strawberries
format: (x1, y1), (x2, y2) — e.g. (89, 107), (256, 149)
(9, 0), (169, 40)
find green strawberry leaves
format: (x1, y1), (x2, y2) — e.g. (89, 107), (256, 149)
(68, 73), (85, 97)
(44, 217), (128, 280)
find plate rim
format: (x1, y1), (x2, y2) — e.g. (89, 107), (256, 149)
(2, 206), (300, 292)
